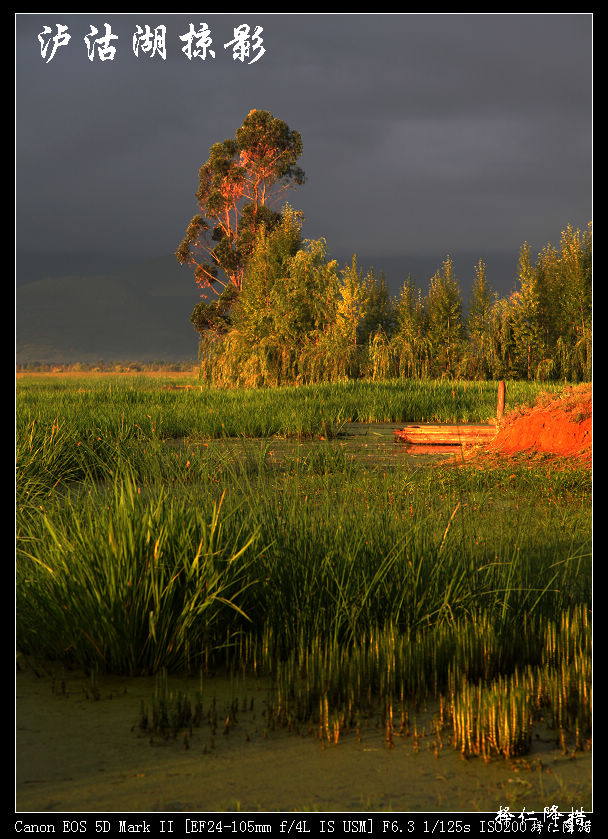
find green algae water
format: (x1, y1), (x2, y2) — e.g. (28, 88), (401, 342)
(178, 422), (458, 473)
(16, 663), (591, 813)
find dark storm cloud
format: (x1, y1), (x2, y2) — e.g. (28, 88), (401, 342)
(16, 13), (592, 278)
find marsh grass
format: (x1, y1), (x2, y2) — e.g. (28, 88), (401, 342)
(16, 374), (591, 761)
(16, 376), (560, 445)
(16, 471), (261, 675)
(136, 605), (590, 761)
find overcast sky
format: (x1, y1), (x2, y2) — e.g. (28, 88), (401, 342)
(16, 13), (592, 296)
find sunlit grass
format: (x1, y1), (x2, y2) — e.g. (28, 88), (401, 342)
(17, 374), (563, 443)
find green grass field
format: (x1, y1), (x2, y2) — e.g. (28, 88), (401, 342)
(16, 373), (591, 762)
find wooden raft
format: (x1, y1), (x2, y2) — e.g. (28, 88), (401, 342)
(393, 381), (505, 447)
(393, 424), (497, 446)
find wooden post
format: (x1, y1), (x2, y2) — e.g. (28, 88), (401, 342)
(496, 380), (505, 425)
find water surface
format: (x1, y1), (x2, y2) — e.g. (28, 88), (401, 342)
(16, 664), (591, 813)
(179, 422), (463, 471)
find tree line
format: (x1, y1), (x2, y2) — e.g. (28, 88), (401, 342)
(177, 111), (592, 387)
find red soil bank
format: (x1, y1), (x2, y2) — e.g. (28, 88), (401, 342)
(485, 384), (592, 466)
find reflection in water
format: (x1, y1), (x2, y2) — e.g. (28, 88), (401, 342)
(16, 665), (592, 813)
(176, 423), (461, 471)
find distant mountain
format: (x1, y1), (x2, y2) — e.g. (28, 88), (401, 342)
(111, 254), (206, 299)
(16, 256), (202, 364)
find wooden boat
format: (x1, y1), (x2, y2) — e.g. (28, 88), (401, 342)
(393, 424), (497, 446)
(394, 381), (505, 447)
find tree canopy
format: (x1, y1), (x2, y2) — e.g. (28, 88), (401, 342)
(195, 220), (591, 387)
(177, 110), (305, 299)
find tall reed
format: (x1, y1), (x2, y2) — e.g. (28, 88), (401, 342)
(16, 470), (260, 675)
